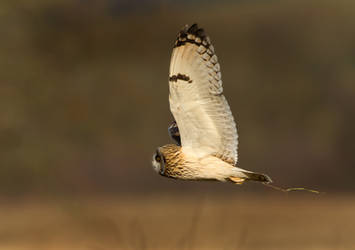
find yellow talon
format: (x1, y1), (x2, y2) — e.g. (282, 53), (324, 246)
(229, 177), (246, 185)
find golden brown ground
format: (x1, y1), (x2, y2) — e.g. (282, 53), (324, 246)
(1, 194), (354, 250)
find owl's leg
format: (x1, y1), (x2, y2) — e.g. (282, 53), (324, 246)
(168, 121), (181, 146)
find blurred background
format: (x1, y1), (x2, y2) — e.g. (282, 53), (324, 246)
(1, 0), (355, 249)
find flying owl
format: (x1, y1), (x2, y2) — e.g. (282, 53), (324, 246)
(152, 24), (272, 185)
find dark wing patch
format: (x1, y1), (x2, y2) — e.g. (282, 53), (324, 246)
(168, 121), (181, 146)
(169, 73), (193, 83)
(172, 23), (222, 96)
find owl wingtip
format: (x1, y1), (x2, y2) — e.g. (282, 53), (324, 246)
(175, 23), (207, 48)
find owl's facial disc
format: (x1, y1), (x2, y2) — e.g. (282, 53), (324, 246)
(152, 149), (166, 175)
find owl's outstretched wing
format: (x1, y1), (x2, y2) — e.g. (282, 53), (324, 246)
(169, 24), (239, 165)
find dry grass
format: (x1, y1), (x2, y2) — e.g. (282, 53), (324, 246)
(0, 194), (354, 250)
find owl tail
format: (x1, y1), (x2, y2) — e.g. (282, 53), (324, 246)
(229, 171), (272, 185)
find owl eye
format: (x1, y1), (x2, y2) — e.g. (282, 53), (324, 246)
(155, 154), (161, 162)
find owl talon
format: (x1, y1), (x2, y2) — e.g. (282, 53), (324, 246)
(229, 177), (246, 185)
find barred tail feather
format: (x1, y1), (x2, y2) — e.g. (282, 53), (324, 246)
(244, 172), (272, 183)
(229, 171), (272, 184)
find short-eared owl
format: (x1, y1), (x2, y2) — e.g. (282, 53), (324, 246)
(152, 24), (271, 185)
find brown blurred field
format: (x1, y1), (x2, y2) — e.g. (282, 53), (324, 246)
(1, 194), (355, 250)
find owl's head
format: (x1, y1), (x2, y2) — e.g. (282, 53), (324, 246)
(152, 148), (166, 176)
(152, 144), (182, 177)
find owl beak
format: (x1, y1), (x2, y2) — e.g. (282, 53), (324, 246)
(160, 158), (165, 176)
(158, 149), (166, 176)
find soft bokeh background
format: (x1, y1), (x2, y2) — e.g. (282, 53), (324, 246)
(1, 0), (355, 249)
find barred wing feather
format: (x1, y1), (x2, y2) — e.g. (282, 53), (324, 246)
(168, 24), (239, 165)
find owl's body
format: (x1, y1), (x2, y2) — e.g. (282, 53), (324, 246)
(152, 24), (271, 185)
(153, 144), (270, 184)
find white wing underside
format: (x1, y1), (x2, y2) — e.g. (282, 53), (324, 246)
(169, 25), (239, 165)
